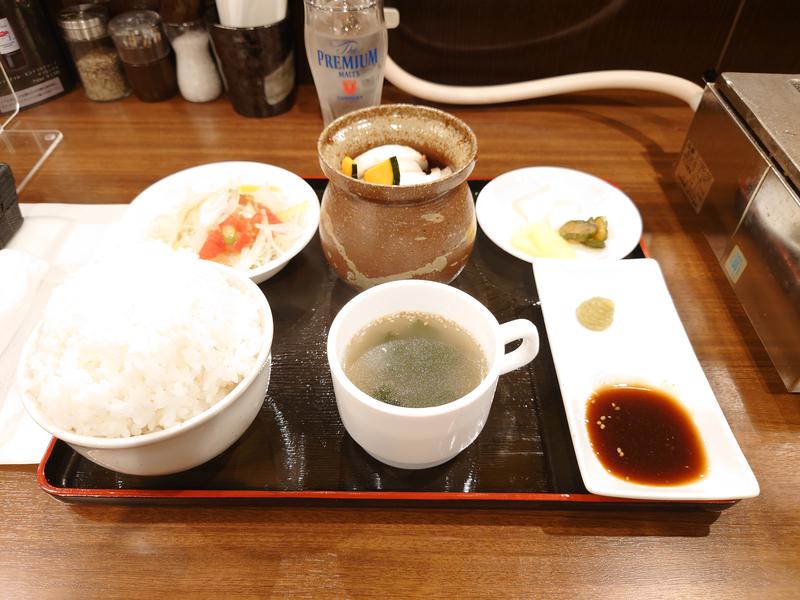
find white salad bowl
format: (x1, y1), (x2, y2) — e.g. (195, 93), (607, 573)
(17, 263), (274, 476)
(123, 161), (321, 284)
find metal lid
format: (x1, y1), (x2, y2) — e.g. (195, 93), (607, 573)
(58, 4), (109, 42)
(717, 72), (800, 189)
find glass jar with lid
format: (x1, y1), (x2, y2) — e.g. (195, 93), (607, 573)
(108, 10), (178, 102)
(58, 4), (131, 102)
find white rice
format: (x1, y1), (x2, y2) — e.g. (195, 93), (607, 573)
(19, 244), (265, 438)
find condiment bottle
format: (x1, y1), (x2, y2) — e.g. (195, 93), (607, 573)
(57, 4), (130, 102)
(165, 20), (221, 103)
(0, 0), (75, 110)
(108, 10), (177, 102)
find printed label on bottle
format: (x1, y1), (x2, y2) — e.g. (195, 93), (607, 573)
(315, 39), (380, 101)
(341, 79), (357, 95)
(0, 18), (21, 55)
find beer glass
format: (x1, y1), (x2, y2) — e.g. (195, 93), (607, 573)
(304, 0), (387, 125)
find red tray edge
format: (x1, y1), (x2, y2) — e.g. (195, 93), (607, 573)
(36, 439), (734, 506)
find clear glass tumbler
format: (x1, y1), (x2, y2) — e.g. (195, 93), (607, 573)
(304, 0), (387, 125)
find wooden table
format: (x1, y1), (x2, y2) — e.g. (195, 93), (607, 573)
(2, 85), (798, 599)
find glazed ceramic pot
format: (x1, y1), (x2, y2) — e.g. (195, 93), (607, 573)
(316, 104), (478, 290)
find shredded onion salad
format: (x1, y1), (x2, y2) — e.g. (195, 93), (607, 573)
(150, 182), (307, 271)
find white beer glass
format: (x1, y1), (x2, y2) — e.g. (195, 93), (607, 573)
(304, 0), (387, 125)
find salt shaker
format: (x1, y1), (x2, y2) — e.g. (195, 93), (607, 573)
(108, 10), (178, 102)
(57, 4), (131, 102)
(166, 20), (222, 103)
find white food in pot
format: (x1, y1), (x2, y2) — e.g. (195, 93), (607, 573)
(351, 144), (453, 186)
(352, 144), (429, 174)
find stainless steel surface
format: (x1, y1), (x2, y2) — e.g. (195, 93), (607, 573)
(675, 83), (769, 260)
(676, 73), (800, 392)
(724, 168), (800, 392)
(717, 73), (800, 190)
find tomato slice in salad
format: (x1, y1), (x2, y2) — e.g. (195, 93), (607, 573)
(199, 210), (266, 260)
(199, 229), (226, 259)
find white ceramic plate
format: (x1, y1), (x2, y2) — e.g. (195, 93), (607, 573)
(476, 166), (643, 262)
(533, 258), (759, 501)
(122, 162), (320, 283)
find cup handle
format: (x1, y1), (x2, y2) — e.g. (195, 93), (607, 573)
(498, 319), (540, 375)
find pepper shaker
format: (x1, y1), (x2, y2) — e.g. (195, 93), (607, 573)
(108, 10), (178, 102)
(57, 4), (131, 102)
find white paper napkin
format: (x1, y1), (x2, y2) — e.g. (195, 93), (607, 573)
(0, 249), (49, 355)
(0, 249), (50, 463)
(0, 203), (128, 464)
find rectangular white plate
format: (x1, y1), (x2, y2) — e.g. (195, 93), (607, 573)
(533, 258), (759, 501)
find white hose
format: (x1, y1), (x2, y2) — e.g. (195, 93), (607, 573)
(384, 55), (704, 111)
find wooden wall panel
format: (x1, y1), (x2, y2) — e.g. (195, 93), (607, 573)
(718, 0), (800, 74)
(43, 0), (800, 91)
(381, 0), (739, 85)
(293, 0), (798, 88)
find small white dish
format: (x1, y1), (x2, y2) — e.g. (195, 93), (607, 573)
(476, 166), (643, 262)
(123, 161), (320, 283)
(533, 258), (759, 501)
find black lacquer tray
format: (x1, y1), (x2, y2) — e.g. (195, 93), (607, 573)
(38, 179), (731, 508)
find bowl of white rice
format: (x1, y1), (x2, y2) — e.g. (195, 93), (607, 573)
(16, 244), (273, 476)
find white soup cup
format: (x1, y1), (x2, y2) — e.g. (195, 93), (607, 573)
(327, 280), (540, 469)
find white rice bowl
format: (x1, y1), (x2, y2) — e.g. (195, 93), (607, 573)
(18, 244), (269, 439)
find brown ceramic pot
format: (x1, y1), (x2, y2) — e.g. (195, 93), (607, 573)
(316, 104), (478, 290)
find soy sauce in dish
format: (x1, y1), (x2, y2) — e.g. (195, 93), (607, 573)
(585, 385), (708, 486)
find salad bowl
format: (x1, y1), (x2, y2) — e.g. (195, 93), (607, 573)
(122, 161), (320, 283)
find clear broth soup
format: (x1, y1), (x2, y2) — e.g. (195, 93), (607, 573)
(343, 311), (487, 408)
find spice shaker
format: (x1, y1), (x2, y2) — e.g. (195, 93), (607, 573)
(57, 4), (130, 102)
(165, 20), (221, 103)
(108, 10), (178, 102)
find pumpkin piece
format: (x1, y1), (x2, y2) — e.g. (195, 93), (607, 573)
(363, 156), (401, 185)
(341, 156), (358, 178)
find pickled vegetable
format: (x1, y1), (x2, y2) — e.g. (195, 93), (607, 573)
(559, 216), (609, 249)
(559, 220), (597, 242)
(511, 222), (577, 258)
(363, 156), (401, 185)
(341, 155), (357, 178)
